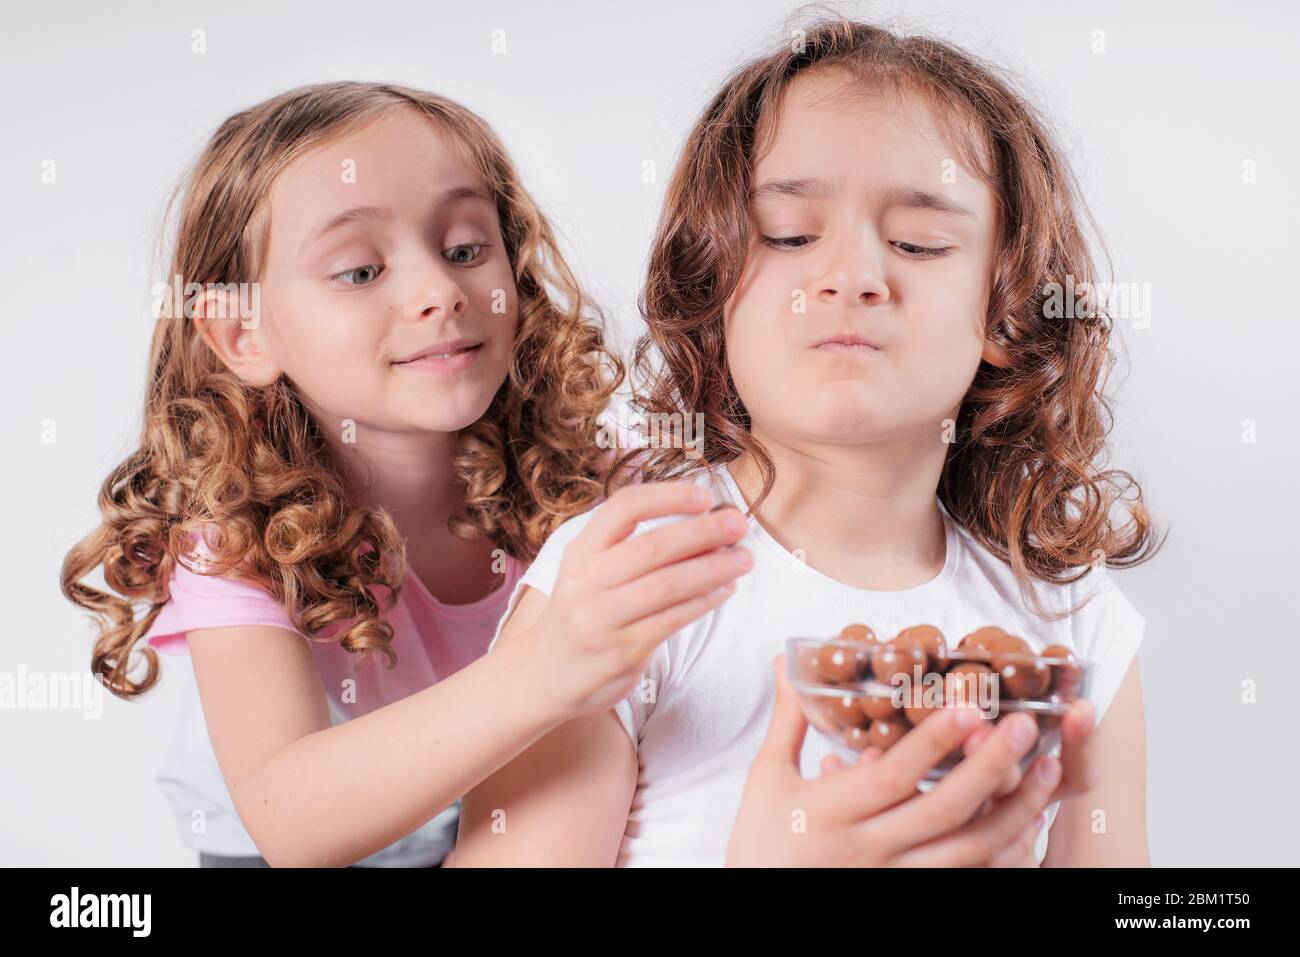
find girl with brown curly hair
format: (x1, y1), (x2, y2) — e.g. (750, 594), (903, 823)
(455, 18), (1165, 867)
(60, 82), (750, 866)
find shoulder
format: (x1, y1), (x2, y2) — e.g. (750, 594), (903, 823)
(144, 526), (299, 655)
(1062, 569), (1147, 664)
(944, 521), (1147, 722)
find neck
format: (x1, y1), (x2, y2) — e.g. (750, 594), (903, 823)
(728, 427), (949, 591)
(320, 420), (460, 530)
(310, 412), (500, 604)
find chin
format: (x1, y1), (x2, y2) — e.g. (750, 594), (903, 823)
(412, 391), (500, 434)
(800, 392), (888, 436)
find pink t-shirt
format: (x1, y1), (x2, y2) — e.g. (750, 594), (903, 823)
(145, 530), (525, 720)
(144, 527), (525, 865)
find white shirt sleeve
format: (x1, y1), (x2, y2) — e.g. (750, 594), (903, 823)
(1070, 572), (1148, 725)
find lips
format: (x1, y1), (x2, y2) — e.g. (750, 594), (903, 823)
(814, 335), (881, 351)
(392, 339), (482, 364)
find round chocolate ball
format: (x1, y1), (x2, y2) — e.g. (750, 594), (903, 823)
(816, 642), (868, 685)
(871, 638), (927, 684)
(839, 623), (879, 645)
(824, 692), (868, 730)
(896, 624), (949, 674)
(945, 660), (997, 709)
(861, 693), (901, 720)
(865, 716), (909, 752)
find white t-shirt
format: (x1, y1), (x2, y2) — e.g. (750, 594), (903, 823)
(488, 462), (1146, 867)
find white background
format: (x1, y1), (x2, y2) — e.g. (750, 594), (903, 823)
(2, 0), (1297, 865)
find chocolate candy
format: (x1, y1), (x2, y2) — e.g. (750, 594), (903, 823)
(865, 716), (908, 752)
(902, 682), (945, 726)
(843, 725), (873, 751)
(1041, 643), (1083, 697)
(839, 623), (879, 645)
(994, 644), (1051, 698)
(895, 624), (949, 673)
(956, 626), (1012, 662)
(795, 624), (1087, 783)
(945, 660), (996, 709)
(871, 637), (927, 684)
(795, 645), (823, 684)
(823, 692), (868, 730)
(817, 642), (869, 684)
(861, 693), (901, 720)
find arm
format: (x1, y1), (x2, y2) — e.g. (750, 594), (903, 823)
(447, 586), (638, 867)
(188, 621), (558, 867)
(1041, 659), (1150, 866)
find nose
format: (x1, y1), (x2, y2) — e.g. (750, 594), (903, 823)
(412, 258), (468, 321)
(815, 234), (890, 306)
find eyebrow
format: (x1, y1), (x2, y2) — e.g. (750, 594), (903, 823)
(882, 186), (977, 218)
(750, 177), (832, 200)
(750, 177), (976, 218)
(298, 186), (495, 255)
(299, 205), (389, 255)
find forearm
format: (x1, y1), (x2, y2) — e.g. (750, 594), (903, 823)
(233, 638), (561, 867)
(1041, 797), (1151, 867)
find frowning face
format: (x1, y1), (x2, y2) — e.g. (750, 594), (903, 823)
(724, 69), (1002, 448)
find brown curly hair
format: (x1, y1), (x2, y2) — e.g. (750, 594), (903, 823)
(614, 17), (1164, 620)
(62, 82), (622, 698)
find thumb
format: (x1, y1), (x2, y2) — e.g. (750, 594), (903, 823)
(1058, 699), (1099, 796)
(755, 654), (810, 770)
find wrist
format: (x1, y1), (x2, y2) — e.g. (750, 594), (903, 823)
(490, 627), (573, 733)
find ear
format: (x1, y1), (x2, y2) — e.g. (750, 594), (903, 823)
(981, 336), (1013, 369)
(981, 315), (1015, 369)
(191, 289), (281, 387)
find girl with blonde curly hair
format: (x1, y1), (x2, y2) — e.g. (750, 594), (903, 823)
(61, 82), (749, 866)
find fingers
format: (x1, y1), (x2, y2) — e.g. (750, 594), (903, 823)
(621, 577), (737, 653)
(751, 656), (811, 770)
(821, 746), (883, 776)
(601, 506), (748, 587)
(989, 812), (1048, 867)
(825, 705), (984, 818)
(884, 712), (1040, 846)
(963, 722), (1023, 799)
(895, 756), (1060, 867)
(612, 545), (752, 627)
(580, 481), (715, 553)
(1055, 699), (1098, 800)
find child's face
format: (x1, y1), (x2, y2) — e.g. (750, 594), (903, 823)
(255, 109), (517, 434)
(724, 70), (1002, 449)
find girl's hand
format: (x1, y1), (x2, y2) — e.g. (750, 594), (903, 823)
(725, 656), (1061, 867)
(960, 697), (1098, 803)
(522, 481), (751, 719)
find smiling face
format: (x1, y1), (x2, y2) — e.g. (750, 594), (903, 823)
(252, 107), (518, 434)
(724, 68), (1003, 448)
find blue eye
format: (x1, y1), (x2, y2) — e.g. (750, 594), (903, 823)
(332, 264), (384, 286)
(444, 243), (487, 265)
(760, 235), (816, 250)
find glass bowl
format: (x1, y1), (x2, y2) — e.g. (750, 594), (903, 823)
(787, 629), (1092, 784)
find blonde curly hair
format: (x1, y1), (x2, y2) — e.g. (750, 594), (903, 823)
(61, 82), (622, 698)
